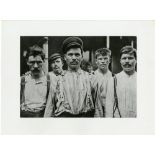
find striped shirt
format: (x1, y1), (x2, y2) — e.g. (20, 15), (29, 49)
(105, 71), (137, 117)
(44, 69), (94, 117)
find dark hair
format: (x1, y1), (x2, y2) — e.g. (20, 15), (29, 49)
(120, 46), (137, 60)
(25, 45), (45, 61)
(81, 60), (93, 72)
(95, 48), (111, 59)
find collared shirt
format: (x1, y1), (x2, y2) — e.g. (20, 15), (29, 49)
(92, 69), (112, 117)
(44, 69), (94, 117)
(48, 70), (65, 91)
(49, 70), (64, 76)
(105, 71), (137, 117)
(21, 74), (47, 112)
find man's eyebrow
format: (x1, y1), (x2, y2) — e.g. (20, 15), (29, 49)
(29, 60), (42, 62)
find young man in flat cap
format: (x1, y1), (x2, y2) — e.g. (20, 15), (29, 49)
(20, 45), (50, 117)
(44, 37), (95, 117)
(93, 48), (112, 117)
(47, 52), (64, 88)
(105, 46), (137, 117)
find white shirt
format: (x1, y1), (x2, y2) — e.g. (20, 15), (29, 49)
(105, 71), (137, 117)
(21, 74), (47, 112)
(92, 69), (112, 117)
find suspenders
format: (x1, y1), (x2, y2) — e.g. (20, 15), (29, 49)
(46, 74), (50, 102)
(20, 74), (50, 105)
(112, 74), (121, 118)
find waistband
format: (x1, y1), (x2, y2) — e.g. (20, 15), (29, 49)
(56, 110), (95, 117)
(20, 109), (45, 117)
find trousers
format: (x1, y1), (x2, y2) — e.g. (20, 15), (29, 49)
(20, 109), (45, 117)
(56, 110), (95, 118)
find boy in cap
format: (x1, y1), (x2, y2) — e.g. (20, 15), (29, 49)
(105, 46), (137, 117)
(47, 52), (64, 88)
(44, 37), (95, 117)
(49, 52), (64, 76)
(93, 48), (112, 117)
(20, 45), (50, 117)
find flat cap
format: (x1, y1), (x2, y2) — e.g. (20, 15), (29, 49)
(49, 53), (62, 62)
(62, 36), (83, 53)
(120, 46), (136, 54)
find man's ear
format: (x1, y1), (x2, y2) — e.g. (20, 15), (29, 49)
(109, 56), (111, 63)
(64, 54), (67, 61)
(120, 59), (122, 64)
(81, 54), (83, 60)
(135, 59), (137, 65)
(95, 58), (97, 64)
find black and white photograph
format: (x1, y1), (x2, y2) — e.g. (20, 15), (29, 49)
(20, 36), (137, 118)
(1, 21), (155, 134)
(1, 1), (155, 155)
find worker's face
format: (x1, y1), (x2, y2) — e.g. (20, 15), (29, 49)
(120, 53), (136, 74)
(96, 54), (110, 71)
(27, 55), (43, 76)
(51, 58), (63, 74)
(87, 65), (93, 73)
(65, 48), (83, 71)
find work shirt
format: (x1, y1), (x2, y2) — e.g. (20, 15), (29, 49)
(48, 71), (58, 88)
(20, 74), (47, 112)
(49, 71), (57, 78)
(44, 69), (95, 117)
(105, 71), (137, 117)
(49, 70), (64, 76)
(92, 69), (112, 117)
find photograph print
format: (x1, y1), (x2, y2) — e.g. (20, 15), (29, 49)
(20, 36), (137, 118)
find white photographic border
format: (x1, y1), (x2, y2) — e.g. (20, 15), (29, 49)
(1, 21), (155, 134)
